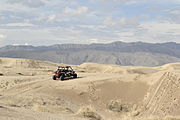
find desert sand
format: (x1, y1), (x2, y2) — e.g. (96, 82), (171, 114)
(0, 57), (180, 120)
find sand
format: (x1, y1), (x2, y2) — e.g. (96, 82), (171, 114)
(0, 57), (180, 120)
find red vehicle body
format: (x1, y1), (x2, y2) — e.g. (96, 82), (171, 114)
(52, 66), (77, 80)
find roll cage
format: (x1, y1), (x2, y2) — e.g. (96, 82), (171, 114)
(57, 66), (74, 72)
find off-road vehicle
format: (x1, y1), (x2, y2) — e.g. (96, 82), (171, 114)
(52, 66), (77, 80)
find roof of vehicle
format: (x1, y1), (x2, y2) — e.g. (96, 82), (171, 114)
(58, 66), (72, 68)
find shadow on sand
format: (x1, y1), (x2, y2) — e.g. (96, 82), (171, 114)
(53, 77), (83, 81)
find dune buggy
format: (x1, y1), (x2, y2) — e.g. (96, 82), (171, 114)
(52, 66), (77, 80)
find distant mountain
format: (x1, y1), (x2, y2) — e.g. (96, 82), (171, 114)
(0, 41), (180, 66)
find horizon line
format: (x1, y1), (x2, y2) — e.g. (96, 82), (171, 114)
(1, 41), (180, 47)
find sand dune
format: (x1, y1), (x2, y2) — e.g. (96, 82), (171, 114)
(0, 58), (180, 120)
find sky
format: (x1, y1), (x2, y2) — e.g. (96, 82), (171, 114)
(0, 0), (180, 46)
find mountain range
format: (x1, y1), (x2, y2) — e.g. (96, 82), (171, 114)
(0, 41), (180, 66)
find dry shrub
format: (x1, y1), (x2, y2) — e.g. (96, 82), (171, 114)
(107, 100), (123, 112)
(76, 105), (101, 120)
(130, 110), (140, 117)
(107, 100), (141, 117)
(144, 116), (180, 120)
(164, 116), (180, 120)
(107, 100), (131, 113)
(0, 73), (3, 76)
(17, 73), (23, 75)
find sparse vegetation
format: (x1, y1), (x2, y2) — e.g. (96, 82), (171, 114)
(107, 100), (132, 113)
(76, 105), (101, 120)
(163, 116), (180, 120)
(0, 59), (2, 64)
(143, 116), (180, 120)
(107, 100), (141, 117)
(0, 58), (179, 119)
(17, 73), (23, 75)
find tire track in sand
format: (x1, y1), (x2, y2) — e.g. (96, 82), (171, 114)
(143, 72), (180, 116)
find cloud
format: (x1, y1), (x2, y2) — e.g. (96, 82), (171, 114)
(146, 6), (162, 12)
(140, 21), (180, 35)
(101, 20), (180, 43)
(4, 23), (36, 27)
(89, 38), (99, 43)
(47, 14), (57, 22)
(0, 34), (6, 45)
(165, 7), (180, 24)
(64, 6), (89, 16)
(103, 16), (139, 28)
(97, 0), (180, 5)
(0, 34), (6, 39)
(6, 0), (45, 8)
(0, 0), (179, 45)
(103, 17), (116, 26)
(135, 21), (180, 42)
(94, 0), (146, 5)
(0, 28), (58, 45)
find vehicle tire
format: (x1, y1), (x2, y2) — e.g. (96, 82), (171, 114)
(52, 75), (57, 80)
(60, 74), (65, 81)
(73, 74), (77, 78)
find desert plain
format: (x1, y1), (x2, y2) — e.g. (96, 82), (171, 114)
(0, 57), (180, 120)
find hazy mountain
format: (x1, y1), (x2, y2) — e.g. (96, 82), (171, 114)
(0, 41), (180, 66)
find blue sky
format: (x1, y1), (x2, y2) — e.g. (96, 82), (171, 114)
(0, 0), (180, 46)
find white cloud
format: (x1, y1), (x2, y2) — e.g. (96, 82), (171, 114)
(134, 21), (180, 42)
(89, 38), (99, 43)
(103, 16), (116, 26)
(94, 0), (146, 5)
(64, 6), (89, 16)
(0, 34), (6, 46)
(97, 0), (180, 5)
(101, 21), (180, 43)
(4, 23), (36, 27)
(103, 16), (139, 27)
(0, 28), (59, 45)
(0, 34), (6, 39)
(12, 43), (30, 46)
(0, 0), (179, 45)
(6, 0), (45, 8)
(165, 7), (180, 23)
(140, 22), (180, 35)
(146, 6), (162, 12)
(78, 25), (106, 31)
(47, 14), (57, 22)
